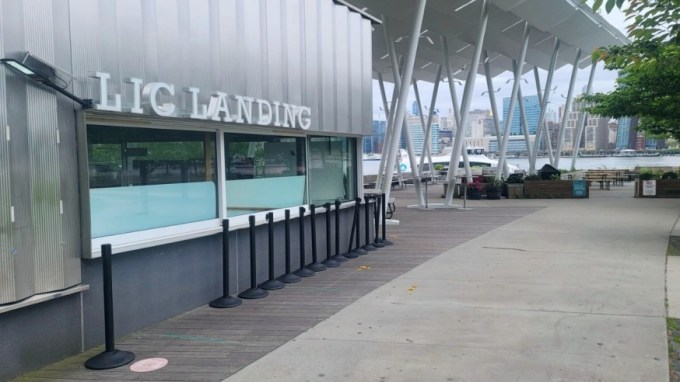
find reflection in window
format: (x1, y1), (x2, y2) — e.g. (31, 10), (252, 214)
(87, 125), (217, 237)
(224, 133), (306, 217)
(309, 136), (356, 204)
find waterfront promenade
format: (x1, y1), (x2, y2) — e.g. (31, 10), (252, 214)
(14, 182), (678, 381)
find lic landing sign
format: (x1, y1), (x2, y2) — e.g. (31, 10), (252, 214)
(92, 72), (312, 130)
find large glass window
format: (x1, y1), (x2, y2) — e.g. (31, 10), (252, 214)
(309, 136), (357, 204)
(225, 133), (306, 217)
(87, 125), (217, 237)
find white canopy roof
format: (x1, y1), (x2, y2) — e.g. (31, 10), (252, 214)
(338, 0), (629, 83)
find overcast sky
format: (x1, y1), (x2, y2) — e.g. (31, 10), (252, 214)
(372, 6), (628, 121)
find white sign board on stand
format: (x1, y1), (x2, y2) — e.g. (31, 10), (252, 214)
(642, 180), (657, 196)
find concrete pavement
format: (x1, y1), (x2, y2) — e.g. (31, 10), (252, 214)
(226, 187), (678, 382)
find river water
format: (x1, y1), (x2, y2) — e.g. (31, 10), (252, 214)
(506, 156), (680, 171)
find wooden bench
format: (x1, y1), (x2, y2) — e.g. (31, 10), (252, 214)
(583, 169), (631, 188)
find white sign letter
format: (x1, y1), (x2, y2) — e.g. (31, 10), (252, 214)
(207, 92), (234, 122)
(255, 99), (272, 125)
(142, 82), (176, 117)
(297, 106), (311, 130)
(92, 72), (122, 112)
(125, 77), (143, 114)
(186, 87), (208, 120)
(233, 95), (254, 124)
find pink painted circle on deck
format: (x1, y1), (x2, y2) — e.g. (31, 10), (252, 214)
(130, 357), (168, 372)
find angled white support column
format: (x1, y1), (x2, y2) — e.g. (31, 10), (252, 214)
(375, 72), (391, 191)
(497, 22), (530, 179)
(417, 65), (442, 179)
(377, 17), (405, 193)
(440, 37), (472, 181)
(517, 85), (532, 160)
(554, 48), (581, 169)
(380, 0), (427, 207)
(571, 61), (598, 171)
(413, 79), (435, 178)
(529, 38), (560, 174)
(483, 50), (502, 142)
(444, 0), (489, 205)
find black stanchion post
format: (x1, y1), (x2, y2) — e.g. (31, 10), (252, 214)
(343, 199), (359, 259)
(362, 196), (377, 251)
(322, 203), (340, 267)
(332, 200), (349, 262)
(381, 192), (393, 245)
(259, 212), (285, 290)
(351, 198), (368, 255)
(210, 219), (242, 308)
(372, 196), (385, 248)
(238, 215), (268, 299)
(279, 210), (301, 283)
(294, 206), (315, 278)
(307, 204), (327, 272)
(84, 244), (135, 370)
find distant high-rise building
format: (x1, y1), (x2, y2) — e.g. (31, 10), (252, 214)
(400, 118), (441, 155)
(502, 95), (540, 135)
(411, 101), (420, 116)
(364, 120), (387, 154)
(615, 117), (639, 149)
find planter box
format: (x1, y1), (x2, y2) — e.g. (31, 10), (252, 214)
(523, 180), (589, 199)
(635, 179), (680, 198)
(506, 183), (524, 199)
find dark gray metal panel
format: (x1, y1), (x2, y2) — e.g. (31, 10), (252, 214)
(0, 294), (82, 381)
(317, 0), (335, 132)
(333, 5), (350, 134)
(24, 1), (67, 292)
(284, 0), (303, 106)
(361, 18), (373, 136)
(54, 0), (82, 287)
(348, 13), (363, 135)
(0, 0), (14, 303)
(68, 0), (101, 99)
(264, 0), (283, 101)
(302, 0), (320, 131)
(242, 0), (265, 100)
(2, 0), (36, 304)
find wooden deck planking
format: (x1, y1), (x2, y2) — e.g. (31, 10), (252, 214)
(15, 187), (539, 382)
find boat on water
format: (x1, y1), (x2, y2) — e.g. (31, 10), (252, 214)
(613, 149), (660, 157)
(363, 147), (519, 178)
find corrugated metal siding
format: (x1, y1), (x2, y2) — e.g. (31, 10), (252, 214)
(361, 19), (373, 135)
(0, 0), (15, 303)
(0, 0), (373, 303)
(0, 0), (81, 303)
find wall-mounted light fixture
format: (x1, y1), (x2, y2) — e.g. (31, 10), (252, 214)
(0, 52), (92, 109)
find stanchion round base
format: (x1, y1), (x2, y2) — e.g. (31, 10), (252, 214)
(85, 349), (135, 370)
(352, 247), (368, 256)
(362, 244), (378, 252)
(209, 295), (242, 309)
(332, 254), (349, 262)
(379, 239), (394, 246)
(307, 262), (327, 272)
(342, 251), (359, 259)
(278, 273), (301, 283)
(322, 258), (340, 268)
(294, 268), (315, 277)
(259, 279), (286, 290)
(238, 287), (269, 299)
(372, 241), (386, 248)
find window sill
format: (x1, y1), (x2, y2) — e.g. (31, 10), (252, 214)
(0, 284), (90, 315)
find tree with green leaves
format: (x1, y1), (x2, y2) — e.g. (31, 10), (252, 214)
(584, 0), (680, 139)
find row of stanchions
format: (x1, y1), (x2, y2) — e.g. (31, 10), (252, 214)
(84, 194), (392, 370)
